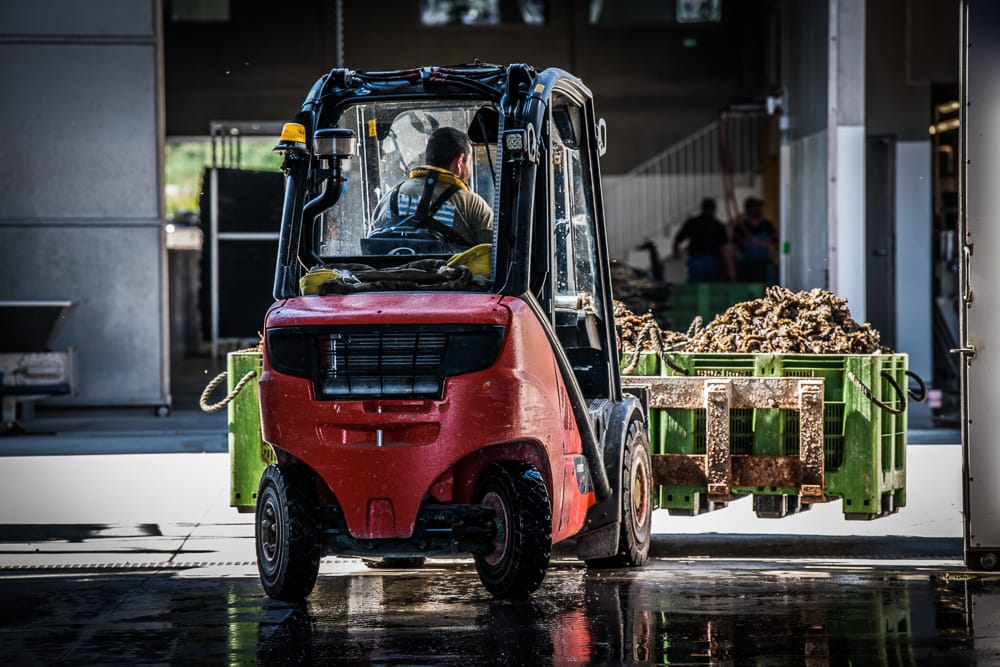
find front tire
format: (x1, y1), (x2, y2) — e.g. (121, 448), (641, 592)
(474, 463), (552, 597)
(586, 417), (652, 568)
(255, 464), (322, 602)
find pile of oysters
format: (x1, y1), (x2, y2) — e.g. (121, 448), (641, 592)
(617, 286), (883, 355)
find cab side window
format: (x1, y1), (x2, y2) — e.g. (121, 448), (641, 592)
(552, 104), (603, 319)
(551, 100), (609, 398)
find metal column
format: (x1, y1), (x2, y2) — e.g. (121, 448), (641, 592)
(959, 0), (1000, 572)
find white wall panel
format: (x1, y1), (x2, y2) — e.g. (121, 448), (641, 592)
(0, 0), (167, 409)
(0, 44), (159, 221)
(0, 226), (166, 405)
(0, 0), (153, 36)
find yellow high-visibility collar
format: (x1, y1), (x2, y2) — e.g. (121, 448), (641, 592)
(408, 166), (470, 191)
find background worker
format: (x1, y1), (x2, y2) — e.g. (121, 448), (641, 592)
(732, 196), (778, 284)
(672, 197), (730, 282)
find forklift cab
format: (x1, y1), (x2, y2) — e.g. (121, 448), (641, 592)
(273, 65), (620, 404)
(309, 101), (499, 259)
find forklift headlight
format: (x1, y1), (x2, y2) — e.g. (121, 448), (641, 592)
(502, 124), (537, 162)
(504, 130), (525, 152)
(266, 328), (314, 379)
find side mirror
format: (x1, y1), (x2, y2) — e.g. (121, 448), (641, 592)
(468, 106), (500, 144)
(301, 128), (358, 257)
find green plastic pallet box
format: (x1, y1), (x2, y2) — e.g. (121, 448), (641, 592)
(652, 351), (908, 518)
(227, 350), (273, 511)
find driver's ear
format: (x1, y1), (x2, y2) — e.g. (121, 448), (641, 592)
(449, 152), (469, 179)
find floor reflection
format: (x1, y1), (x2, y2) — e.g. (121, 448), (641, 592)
(1, 560), (998, 664)
(246, 561), (998, 665)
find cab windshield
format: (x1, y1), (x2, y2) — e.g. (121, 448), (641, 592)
(316, 100), (498, 268)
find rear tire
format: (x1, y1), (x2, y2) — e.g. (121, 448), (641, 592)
(586, 417), (652, 568)
(474, 463), (552, 597)
(255, 464), (322, 602)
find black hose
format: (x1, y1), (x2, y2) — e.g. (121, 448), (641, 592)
(300, 173), (346, 268)
(847, 369), (906, 415)
(905, 370), (928, 403)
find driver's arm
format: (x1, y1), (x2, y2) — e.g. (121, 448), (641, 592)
(456, 193), (495, 245)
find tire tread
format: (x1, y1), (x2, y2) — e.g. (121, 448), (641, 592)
(474, 462), (552, 597)
(256, 463), (322, 601)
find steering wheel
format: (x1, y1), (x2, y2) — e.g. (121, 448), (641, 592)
(388, 246), (417, 256)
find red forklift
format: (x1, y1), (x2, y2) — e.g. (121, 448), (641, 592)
(254, 63), (652, 600)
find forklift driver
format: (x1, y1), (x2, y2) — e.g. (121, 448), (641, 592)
(370, 127), (494, 248)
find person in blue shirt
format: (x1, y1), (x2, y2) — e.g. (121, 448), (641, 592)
(732, 197), (778, 284)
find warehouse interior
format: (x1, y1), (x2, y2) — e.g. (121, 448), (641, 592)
(4, 2), (1000, 661)
(1, 0), (984, 551)
(0, 0), (960, 422)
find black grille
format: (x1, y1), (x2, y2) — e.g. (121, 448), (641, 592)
(266, 324), (506, 400)
(317, 331), (448, 398)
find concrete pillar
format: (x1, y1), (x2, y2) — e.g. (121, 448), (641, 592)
(827, 0), (867, 321)
(961, 0), (1000, 568)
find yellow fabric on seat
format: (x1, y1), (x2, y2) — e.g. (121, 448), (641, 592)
(299, 268), (341, 295)
(447, 243), (492, 277)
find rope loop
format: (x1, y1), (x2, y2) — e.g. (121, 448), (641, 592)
(623, 322), (659, 375)
(199, 370), (257, 413)
(847, 369), (906, 415)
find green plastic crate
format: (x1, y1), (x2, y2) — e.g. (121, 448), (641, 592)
(651, 352), (909, 517)
(619, 351), (660, 377)
(668, 283), (765, 328)
(227, 350), (273, 511)
(653, 356), (756, 513)
(755, 353), (907, 516)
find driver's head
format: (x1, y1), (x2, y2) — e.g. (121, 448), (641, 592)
(426, 127), (471, 170)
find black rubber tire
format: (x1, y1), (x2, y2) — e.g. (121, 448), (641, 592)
(586, 417), (653, 568)
(255, 464), (322, 602)
(473, 463), (552, 597)
(361, 557), (427, 569)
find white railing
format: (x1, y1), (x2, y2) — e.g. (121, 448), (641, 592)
(604, 113), (765, 260)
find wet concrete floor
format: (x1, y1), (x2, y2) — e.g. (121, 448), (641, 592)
(2, 557), (998, 665)
(0, 433), (983, 664)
